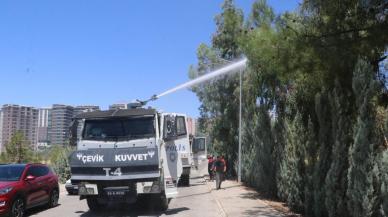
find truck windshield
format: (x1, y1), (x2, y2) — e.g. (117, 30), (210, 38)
(83, 117), (155, 140)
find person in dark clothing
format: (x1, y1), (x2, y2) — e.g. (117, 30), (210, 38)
(214, 156), (226, 190)
(221, 155), (227, 181)
(208, 155), (214, 181)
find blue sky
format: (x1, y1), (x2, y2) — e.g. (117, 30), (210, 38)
(0, 0), (299, 117)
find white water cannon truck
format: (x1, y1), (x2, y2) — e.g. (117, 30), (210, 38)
(69, 102), (192, 211)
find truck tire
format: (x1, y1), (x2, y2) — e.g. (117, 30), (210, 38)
(86, 197), (106, 212)
(179, 175), (190, 187)
(159, 193), (169, 211)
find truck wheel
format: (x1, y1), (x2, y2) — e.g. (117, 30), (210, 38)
(159, 194), (169, 211)
(179, 175), (190, 187)
(185, 176), (190, 186)
(86, 198), (106, 212)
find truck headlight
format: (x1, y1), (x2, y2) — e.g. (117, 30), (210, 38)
(0, 187), (13, 195)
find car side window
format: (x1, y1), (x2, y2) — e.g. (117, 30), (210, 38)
(40, 166), (49, 176)
(26, 166), (40, 177)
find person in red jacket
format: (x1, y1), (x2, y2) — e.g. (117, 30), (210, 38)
(214, 156), (226, 190)
(207, 155), (215, 181)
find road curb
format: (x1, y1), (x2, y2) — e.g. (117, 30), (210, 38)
(204, 178), (227, 217)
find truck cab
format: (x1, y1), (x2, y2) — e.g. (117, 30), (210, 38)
(191, 137), (207, 174)
(69, 107), (191, 211)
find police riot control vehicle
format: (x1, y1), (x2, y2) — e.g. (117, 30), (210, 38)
(69, 103), (192, 211)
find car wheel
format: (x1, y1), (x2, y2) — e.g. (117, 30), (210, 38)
(10, 198), (24, 217)
(47, 189), (59, 208)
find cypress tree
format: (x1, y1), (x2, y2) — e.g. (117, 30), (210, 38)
(304, 118), (318, 217)
(324, 82), (353, 217)
(380, 150), (388, 216)
(347, 59), (380, 217)
(313, 91), (333, 217)
(279, 112), (306, 211)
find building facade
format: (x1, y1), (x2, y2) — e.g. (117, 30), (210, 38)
(0, 109), (3, 151)
(0, 104), (39, 150)
(49, 105), (100, 146)
(49, 104), (74, 146)
(186, 117), (197, 136)
(37, 108), (51, 150)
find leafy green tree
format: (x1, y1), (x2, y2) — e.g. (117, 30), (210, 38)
(190, 1), (388, 216)
(247, 0), (275, 28)
(1, 131), (34, 163)
(49, 145), (73, 183)
(189, 0), (244, 176)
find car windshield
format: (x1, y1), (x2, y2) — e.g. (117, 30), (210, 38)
(0, 165), (25, 181)
(83, 117), (155, 141)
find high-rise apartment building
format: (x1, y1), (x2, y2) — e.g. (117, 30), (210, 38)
(37, 108), (51, 149)
(0, 104), (38, 150)
(49, 104), (100, 146)
(0, 109), (3, 151)
(49, 104), (74, 146)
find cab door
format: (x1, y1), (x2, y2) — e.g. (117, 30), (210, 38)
(161, 114), (179, 198)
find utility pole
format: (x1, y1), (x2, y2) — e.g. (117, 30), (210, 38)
(238, 69), (242, 183)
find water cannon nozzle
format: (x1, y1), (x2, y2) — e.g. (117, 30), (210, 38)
(151, 94), (158, 101)
(134, 94), (159, 107)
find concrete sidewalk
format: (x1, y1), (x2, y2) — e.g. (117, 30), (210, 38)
(206, 179), (286, 217)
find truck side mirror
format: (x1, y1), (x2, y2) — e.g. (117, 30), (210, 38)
(69, 119), (79, 146)
(163, 116), (177, 141)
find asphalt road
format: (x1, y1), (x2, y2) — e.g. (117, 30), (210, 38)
(25, 173), (222, 217)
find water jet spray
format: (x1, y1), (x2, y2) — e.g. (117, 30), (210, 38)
(137, 57), (248, 106)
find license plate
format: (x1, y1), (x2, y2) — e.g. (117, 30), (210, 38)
(79, 184), (98, 195)
(107, 191), (126, 196)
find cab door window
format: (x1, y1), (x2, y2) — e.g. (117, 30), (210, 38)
(176, 116), (187, 136)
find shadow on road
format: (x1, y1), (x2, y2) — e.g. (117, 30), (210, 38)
(26, 203), (62, 216)
(176, 191), (210, 199)
(243, 206), (284, 217)
(77, 205), (189, 217)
